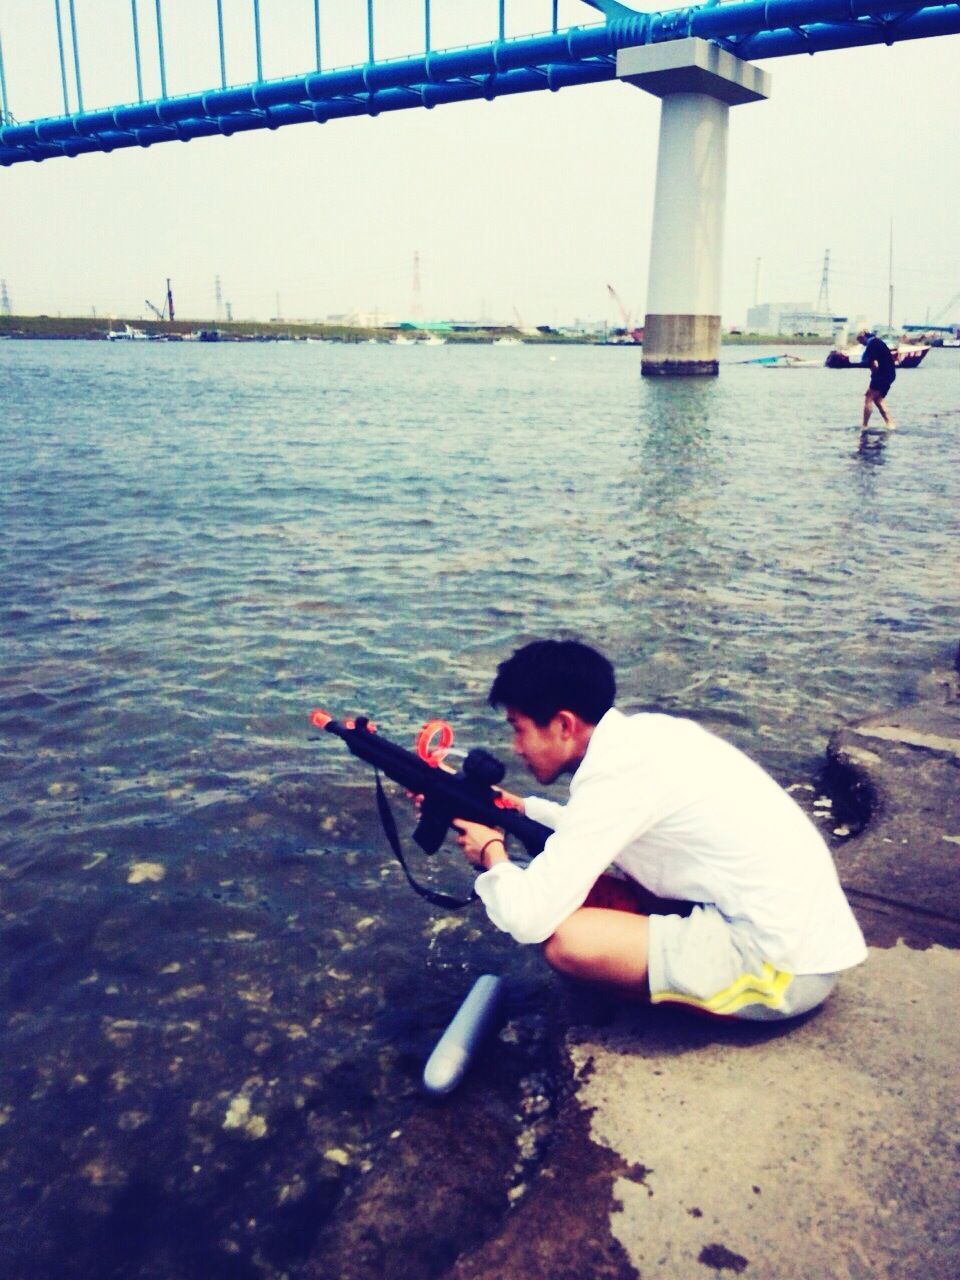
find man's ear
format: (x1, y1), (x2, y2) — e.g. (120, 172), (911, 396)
(553, 709), (579, 739)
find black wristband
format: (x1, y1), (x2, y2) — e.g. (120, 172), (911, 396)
(478, 837), (505, 871)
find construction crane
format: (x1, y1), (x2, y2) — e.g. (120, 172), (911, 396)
(606, 283), (642, 343)
(145, 278), (175, 322)
(903, 288), (960, 337)
(511, 305), (539, 337)
(931, 291), (960, 324)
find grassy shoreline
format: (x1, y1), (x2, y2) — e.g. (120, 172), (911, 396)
(0, 314), (829, 345)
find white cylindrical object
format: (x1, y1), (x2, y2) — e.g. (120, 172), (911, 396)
(422, 974), (504, 1096)
(646, 92), (729, 318)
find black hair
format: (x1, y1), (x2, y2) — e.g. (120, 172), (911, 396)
(488, 639), (616, 726)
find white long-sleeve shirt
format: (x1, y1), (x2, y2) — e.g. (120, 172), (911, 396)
(475, 708), (867, 975)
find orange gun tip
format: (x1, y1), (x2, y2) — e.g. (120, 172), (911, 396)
(309, 708), (333, 729)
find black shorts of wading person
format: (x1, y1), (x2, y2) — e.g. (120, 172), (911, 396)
(449, 639), (868, 1022)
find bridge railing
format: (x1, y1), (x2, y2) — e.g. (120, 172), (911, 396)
(0, 1), (589, 127)
(2, 0), (959, 166)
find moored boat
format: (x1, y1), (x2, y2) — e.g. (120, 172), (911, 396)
(825, 343), (930, 369)
(105, 324), (148, 341)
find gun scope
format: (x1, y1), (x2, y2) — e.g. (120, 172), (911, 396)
(461, 748), (506, 790)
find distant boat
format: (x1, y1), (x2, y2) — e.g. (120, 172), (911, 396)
(738, 353), (820, 368)
(825, 343), (930, 370)
(392, 334), (414, 346)
(494, 335), (521, 346)
(106, 324), (148, 341)
(419, 334), (446, 346)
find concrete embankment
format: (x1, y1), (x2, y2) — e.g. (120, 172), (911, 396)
(825, 656), (960, 950)
(450, 648), (960, 1280)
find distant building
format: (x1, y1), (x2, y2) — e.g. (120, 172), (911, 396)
(747, 302), (846, 338)
(568, 318), (607, 336)
(746, 302), (793, 333)
(779, 310), (847, 338)
(326, 311), (394, 328)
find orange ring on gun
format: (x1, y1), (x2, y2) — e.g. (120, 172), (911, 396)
(415, 719), (455, 767)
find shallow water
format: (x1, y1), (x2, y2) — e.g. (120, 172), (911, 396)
(1, 338), (958, 1275)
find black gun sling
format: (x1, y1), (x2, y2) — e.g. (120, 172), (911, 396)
(374, 771), (478, 911)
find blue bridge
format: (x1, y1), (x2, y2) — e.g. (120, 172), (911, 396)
(1, 1), (956, 374)
(1, 0), (956, 167)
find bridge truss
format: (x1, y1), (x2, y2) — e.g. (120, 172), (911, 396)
(1, 0), (958, 167)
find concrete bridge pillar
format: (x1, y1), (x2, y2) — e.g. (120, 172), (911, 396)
(618, 39), (770, 376)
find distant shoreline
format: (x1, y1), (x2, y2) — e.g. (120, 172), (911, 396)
(0, 315), (830, 346)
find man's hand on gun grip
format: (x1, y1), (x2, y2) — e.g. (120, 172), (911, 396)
(451, 819), (508, 871)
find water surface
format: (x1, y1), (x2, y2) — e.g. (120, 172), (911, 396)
(1, 338), (957, 1276)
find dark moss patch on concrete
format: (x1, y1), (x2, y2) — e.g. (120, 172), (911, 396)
(698, 1242), (750, 1272)
(446, 1094), (640, 1280)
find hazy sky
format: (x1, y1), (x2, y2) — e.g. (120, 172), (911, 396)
(1, 0), (958, 327)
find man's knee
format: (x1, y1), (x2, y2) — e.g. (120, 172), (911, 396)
(542, 919), (586, 976)
(542, 910), (651, 993)
(541, 911), (620, 976)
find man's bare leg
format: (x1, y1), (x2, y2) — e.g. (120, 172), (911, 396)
(862, 390), (875, 430)
(542, 908), (651, 997)
(863, 389), (895, 431)
(874, 393), (895, 428)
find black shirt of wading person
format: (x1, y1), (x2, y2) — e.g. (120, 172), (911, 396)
(862, 335), (896, 393)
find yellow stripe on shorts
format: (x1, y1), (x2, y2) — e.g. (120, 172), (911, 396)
(651, 962), (794, 1014)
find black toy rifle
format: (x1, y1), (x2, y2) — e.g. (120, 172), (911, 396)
(309, 709), (552, 908)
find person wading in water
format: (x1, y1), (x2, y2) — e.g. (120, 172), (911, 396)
(857, 328), (896, 434)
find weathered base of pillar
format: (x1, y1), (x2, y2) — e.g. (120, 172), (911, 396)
(642, 357), (719, 377)
(641, 313), (720, 377)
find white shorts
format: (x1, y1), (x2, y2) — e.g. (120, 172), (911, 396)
(647, 905), (838, 1022)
